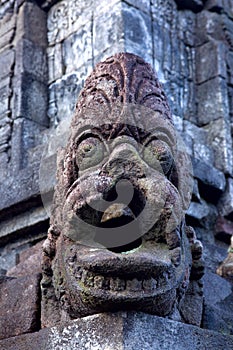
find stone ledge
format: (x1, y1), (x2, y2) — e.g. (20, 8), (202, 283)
(0, 312), (233, 350)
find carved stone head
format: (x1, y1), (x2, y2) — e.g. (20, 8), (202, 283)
(41, 53), (204, 327)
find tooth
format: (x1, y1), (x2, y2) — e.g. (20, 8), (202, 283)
(94, 275), (105, 288)
(142, 278), (157, 291)
(126, 278), (142, 291)
(74, 267), (82, 279)
(166, 228), (181, 249)
(171, 247), (181, 266)
(110, 277), (126, 291)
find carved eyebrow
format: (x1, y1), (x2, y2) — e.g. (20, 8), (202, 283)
(74, 128), (105, 145)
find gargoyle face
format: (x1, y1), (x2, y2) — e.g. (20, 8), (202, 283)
(41, 53), (200, 324)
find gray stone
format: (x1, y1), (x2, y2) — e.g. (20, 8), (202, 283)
(15, 39), (48, 83)
(62, 25), (93, 74)
(47, 0), (93, 45)
(203, 272), (233, 335)
(204, 118), (233, 175)
(47, 43), (63, 83)
(0, 76), (11, 119)
(0, 121), (11, 153)
(0, 13), (16, 49)
(196, 41), (227, 84)
(204, 0), (224, 11)
(187, 199), (210, 220)
(123, 0), (151, 14)
(1, 312), (233, 349)
(93, 2), (124, 60)
(178, 10), (196, 47)
(13, 73), (48, 126)
(218, 178), (233, 218)
(123, 4), (153, 66)
(226, 51), (233, 86)
(48, 70), (92, 126)
(0, 274), (41, 340)
(192, 157), (226, 194)
(16, 1), (47, 47)
(175, 0), (204, 12)
(196, 11), (225, 46)
(183, 121), (214, 165)
(0, 48), (14, 80)
(197, 77), (229, 126)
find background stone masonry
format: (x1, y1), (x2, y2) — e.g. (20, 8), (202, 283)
(0, 0), (233, 341)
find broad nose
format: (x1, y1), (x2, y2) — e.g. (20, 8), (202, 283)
(101, 142), (147, 180)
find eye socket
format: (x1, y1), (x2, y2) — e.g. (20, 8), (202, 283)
(143, 139), (174, 175)
(75, 136), (106, 171)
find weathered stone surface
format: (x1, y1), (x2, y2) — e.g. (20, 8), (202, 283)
(41, 52), (203, 329)
(192, 157), (226, 195)
(16, 1), (47, 47)
(204, 118), (233, 175)
(13, 73), (48, 126)
(183, 121), (214, 165)
(197, 77), (229, 126)
(204, 0), (224, 11)
(62, 25), (93, 74)
(175, 0), (204, 12)
(218, 178), (233, 218)
(15, 39), (47, 83)
(196, 41), (227, 84)
(48, 72), (89, 126)
(1, 312), (233, 350)
(0, 206), (48, 244)
(187, 200), (210, 220)
(123, 4), (153, 66)
(123, 0), (151, 14)
(216, 216), (233, 242)
(0, 13), (16, 49)
(0, 274), (41, 340)
(203, 271), (233, 335)
(0, 48), (14, 80)
(0, 77), (12, 119)
(7, 241), (43, 277)
(93, 2), (124, 61)
(47, 44), (63, 83)
(196, 11), (225, 46)
(47, 0), (92, 45)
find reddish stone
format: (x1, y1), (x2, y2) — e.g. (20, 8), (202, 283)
(0, 274), (41, 340)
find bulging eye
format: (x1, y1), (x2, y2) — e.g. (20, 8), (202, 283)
(76, 137), (106, 171)
(143, 139), (174, 175)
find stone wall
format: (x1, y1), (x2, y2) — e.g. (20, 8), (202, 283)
(0, 0), (233, 343)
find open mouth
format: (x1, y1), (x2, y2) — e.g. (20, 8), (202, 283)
(96, 203), (143, 253)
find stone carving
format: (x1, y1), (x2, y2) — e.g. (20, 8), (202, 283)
(41, 53), (204, 327)
(217, 235), (233, 277)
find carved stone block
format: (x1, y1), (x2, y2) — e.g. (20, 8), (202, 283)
(218, 178), (233, 218)
(62, 25), (93, 74)
(41, 53), (204, 328)
(197, 77), (229, 126)
(124, 0), (151, 13)
(15, 39), (47, 83)
(196, 41), (227, 84)
(47, 43), (63, 83)
(123, 4), (153, 66)
(205, 118), (233, 175)
(0, 48), (14, 81)
(47, 0), (92, 45)
(0, 77), (11, 119)
(16, 1), (47, 47)
(93, 2), (124, 58)
(0, 274), (41, 340)
(0, 13), (16, 50)
(48, 71), (91, 126)
(13, 72), (48, 126)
